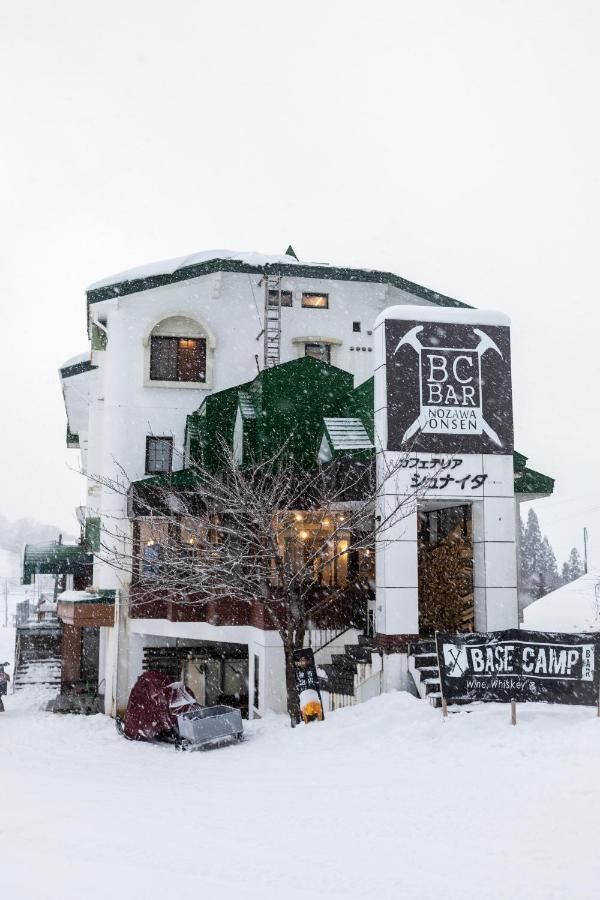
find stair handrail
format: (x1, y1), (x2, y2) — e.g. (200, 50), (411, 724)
(308, 625), (356, 656)
(12, 631), (20, 693)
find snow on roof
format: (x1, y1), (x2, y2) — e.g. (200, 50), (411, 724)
(59, 351), (89, 370)
(57, 590), (100, 603)
(88, 249), (309, 291)
(522, 573), (600, 633)
(324, 418), (374, 450)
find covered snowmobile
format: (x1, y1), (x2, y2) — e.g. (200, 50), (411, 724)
(120, 671), (200, 742)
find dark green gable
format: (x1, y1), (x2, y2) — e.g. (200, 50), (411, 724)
(186, 357), (359, 472)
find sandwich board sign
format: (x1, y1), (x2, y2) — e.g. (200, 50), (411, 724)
(436, 629), (599, 705)
(292, 648), (325, 724)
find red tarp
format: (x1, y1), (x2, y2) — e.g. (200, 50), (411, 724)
(123, 671), (200, 742)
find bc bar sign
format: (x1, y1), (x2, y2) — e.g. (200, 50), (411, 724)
(385, 317), (513, 454)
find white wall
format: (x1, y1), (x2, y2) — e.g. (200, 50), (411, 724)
(70, 263), (439, 714)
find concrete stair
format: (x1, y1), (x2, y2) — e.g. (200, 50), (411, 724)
(13, 657), (62, 691)
(318, 635), (382, 710)
(408, 639), (472, 709)
(408, 640), (443, 707)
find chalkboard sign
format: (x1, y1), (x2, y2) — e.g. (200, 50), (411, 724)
(436, 629), (599, 705)
(293, 648), (325, 723)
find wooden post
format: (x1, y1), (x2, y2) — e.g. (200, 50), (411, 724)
(511, 700), (517, 726)
(442, 698), (448, 719)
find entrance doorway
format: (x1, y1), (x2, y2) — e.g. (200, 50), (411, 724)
(417, 504), (474, 636)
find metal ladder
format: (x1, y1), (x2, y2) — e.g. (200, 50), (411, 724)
(263, 275), (283, 368)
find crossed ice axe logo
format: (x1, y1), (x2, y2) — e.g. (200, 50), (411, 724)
(443, 644), (468, 678)
(394, 325), (503, 446)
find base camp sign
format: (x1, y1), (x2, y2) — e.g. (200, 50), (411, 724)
(436, 629), (599, 705)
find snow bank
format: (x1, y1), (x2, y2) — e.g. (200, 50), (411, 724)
(523, 572), (600, 633)
(2, 688), (600, 898)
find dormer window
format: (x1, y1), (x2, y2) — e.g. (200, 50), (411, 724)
(302, 293), (329, 309)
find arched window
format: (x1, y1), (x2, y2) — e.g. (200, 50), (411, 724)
(149, 316), (207, 383)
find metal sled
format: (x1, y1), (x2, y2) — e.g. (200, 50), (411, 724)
(176, 704), (244, 751)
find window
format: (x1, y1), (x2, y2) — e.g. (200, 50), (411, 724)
(145, 436), (173, 474)
(353, 321), (361, 332)
(279, 512), (352, 586)
(304, 342), (331, 364)
(135, 519), (170, 581)
(302, 293), (328, 309)
(150, 336), (206, 382)
(268, 289), (293, 307)
(253, 654), (260, 712)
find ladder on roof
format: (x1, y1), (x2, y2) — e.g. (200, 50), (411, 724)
(263, 275), (283, 368)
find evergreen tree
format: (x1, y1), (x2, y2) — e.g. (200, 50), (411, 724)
(561, 547), (585, 584)
(520, 508), (544, 582)
(519, 508), (560, 600)
(540, 536), (559, 590)
(531, 571), (548, 601)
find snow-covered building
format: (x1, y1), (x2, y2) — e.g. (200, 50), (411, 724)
(523, 573), (600, 633)
(49, 247), (554, 717)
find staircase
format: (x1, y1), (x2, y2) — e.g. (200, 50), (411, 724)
(13, 657), (62, 691)
(407, 640), (442, 707)
(318, 634), (382, 712)
(13, 624), (62, 692)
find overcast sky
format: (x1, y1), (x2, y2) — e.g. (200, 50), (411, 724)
(0, 0), (598, 566)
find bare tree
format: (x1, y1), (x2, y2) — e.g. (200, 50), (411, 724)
(93, 445), (421, 723)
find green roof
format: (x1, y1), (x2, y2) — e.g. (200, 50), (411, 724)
(185, 356), (366, 472)
(60, 359), (97, 379)
(134, 360), (554, 499)
(86, 256), (471, 309)
(22, 543), (93, 585)
(514, 465), (555, 496)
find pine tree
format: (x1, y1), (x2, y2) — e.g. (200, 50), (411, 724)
(561, 547), (585, 584)
(540, 536), (559, 591)
(519, 508), (560, 600)
(520, 509), (544, 583)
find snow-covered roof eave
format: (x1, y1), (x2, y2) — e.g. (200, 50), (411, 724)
(87, 249), (308, 292)
(85, 249), (473, 311)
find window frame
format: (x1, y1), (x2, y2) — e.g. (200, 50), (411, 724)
(304, 342), (331, 364)
(145, 436), (174, 475)
(301, 292), (329, 309)
(149, 335), (207, 384)
(268, 289), (293, 307)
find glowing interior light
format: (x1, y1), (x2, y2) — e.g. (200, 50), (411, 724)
(300, 530), (309, 541)
(294, 513), (304, 522)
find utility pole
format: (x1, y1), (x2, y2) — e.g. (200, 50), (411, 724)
(3, 581), (7, 628)
(584, 527), (589, 575)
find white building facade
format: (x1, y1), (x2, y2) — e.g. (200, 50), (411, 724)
(58, 249), (553, 717)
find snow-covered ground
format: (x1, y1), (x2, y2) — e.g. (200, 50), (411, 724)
(524, 572), (600, 633)
(3, 550), (600, 898)
(3, 683), (600, 898)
